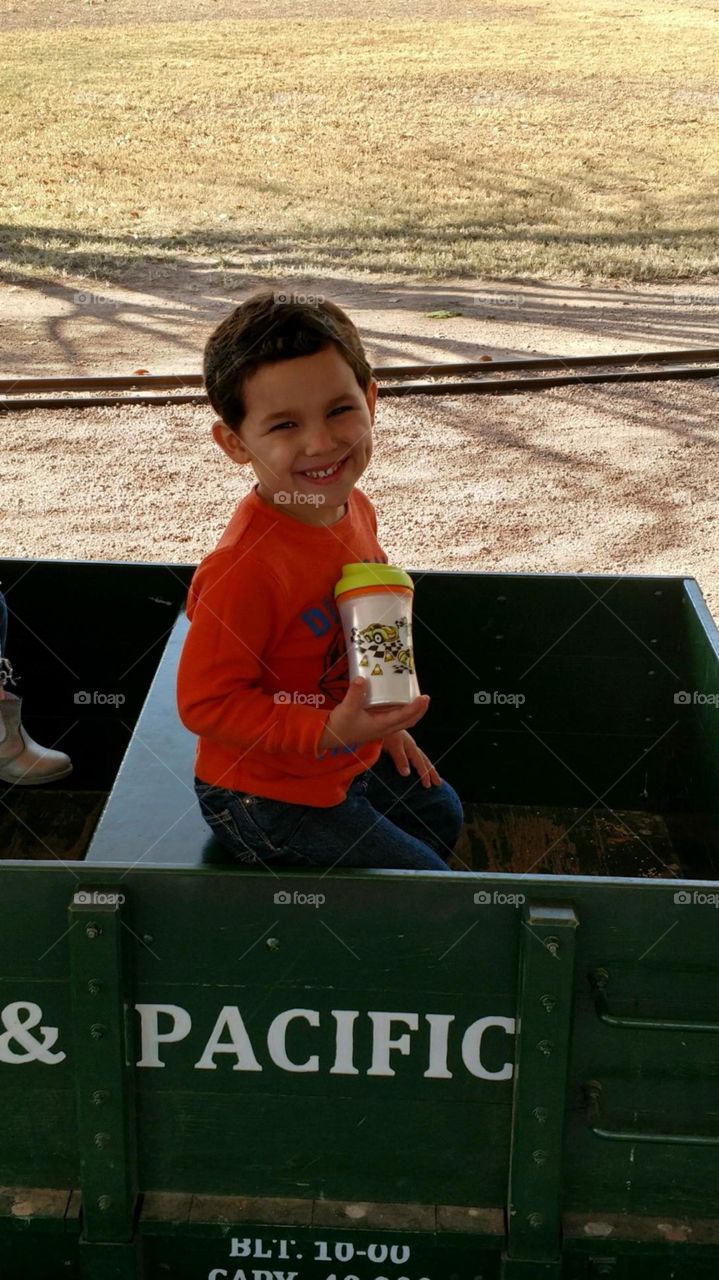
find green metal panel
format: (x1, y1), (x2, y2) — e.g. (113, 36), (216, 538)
(412, 572), (689, 809)
(0, 862), (717, 1274)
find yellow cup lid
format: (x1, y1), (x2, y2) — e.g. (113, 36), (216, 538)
(334, 563), (414, 598)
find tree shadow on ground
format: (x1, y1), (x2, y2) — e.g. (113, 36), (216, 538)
(1, 221), (718, 379)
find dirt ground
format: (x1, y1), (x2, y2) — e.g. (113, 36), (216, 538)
(2, 270), (718, 615)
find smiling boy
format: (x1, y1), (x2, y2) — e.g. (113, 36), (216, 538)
(176, 289), (464, 871)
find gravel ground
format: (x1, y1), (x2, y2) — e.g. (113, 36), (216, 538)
(2, 375), (718, 614)
(2, 273), (718, 614)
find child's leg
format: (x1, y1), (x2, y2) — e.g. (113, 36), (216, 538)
(363, 751), (465, 864)
(194, 775), (450, 872)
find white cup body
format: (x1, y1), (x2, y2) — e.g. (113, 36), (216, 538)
(338, 589), (420, 707)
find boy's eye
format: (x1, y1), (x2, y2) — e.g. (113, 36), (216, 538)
(269, 405), (353, 432)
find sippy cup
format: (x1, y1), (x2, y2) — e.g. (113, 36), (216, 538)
(334, 563), (421, 708)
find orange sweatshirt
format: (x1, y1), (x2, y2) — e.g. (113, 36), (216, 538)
(176, 483), (389, 806)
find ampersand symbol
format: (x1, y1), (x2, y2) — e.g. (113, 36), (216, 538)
(0, 1002), (66, 1064)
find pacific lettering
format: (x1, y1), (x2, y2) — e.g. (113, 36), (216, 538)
(0, 1001), (516, 1080)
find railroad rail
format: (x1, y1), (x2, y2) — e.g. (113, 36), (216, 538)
(0, 347), (718, 411)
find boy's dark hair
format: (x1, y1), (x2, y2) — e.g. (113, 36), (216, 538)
(203, 288), (374, 432)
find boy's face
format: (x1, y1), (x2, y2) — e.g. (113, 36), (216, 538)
(212, 344), (378, 527)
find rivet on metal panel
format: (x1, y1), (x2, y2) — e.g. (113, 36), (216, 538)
(545, 936), (560, 956)
(87, 980), (102, 995)
(532, 1149), (548, 1165)
(90, 1024), (106, 1040)
(91, 1090), (109, 1106)
(143, 934), (154, 944)
(532, 1106), (548, 1124)
(93, 1132), (111, 1149)
(590, 968), (609, 990)
(537, 1039), (553, 1056)
(85, 923), (101, 939)
(540, 994), (556, 1012)
(497, 595), (507, 602)
(584, 1080), (602, 1106)
(266, 938), (280, 950)
(97, 1196), (112, 1211)
(528, 1212), (544, 1228)
(590, 1260), (617, 1278)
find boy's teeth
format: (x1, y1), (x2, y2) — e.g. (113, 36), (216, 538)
(305, 460), (341, 478)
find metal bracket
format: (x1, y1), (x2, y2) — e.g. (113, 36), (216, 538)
(504, 902), (579, 1276)
(69, 889), (142, 1277)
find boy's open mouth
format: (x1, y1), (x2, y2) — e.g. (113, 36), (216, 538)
(296, 457), (347, 484)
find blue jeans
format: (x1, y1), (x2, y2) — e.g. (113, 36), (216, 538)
(194, 751), (464, 872)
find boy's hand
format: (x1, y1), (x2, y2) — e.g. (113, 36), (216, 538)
(317, 677), (430, 755)
(382, 729), (442, 788)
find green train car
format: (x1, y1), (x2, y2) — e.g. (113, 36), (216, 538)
(0, 557), (718, 1280)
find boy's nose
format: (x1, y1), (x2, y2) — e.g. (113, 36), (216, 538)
(303, 423), (337, 454)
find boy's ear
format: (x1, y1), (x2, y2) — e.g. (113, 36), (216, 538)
(211, 419), (252, 465)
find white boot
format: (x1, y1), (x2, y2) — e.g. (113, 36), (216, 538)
(0, 691), (73, 786)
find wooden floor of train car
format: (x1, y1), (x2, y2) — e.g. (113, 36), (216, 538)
(451, 802), (686, 878)
(0, 788), (107, 861)
(3, 787), (714, 882)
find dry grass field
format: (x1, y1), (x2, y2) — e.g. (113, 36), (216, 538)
(1, 2), (718, 629)
(1, 0), (717, 289)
